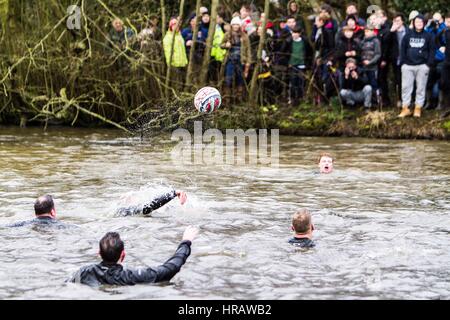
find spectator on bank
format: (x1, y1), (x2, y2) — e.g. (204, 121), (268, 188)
(210, 14), (227, 83)
(312, 12), (336, 101)
(335, 26), (361, 71)
(288, 26), (312, 106)
(181, 14), (197, 58)
(240, 4), (255, 34)
(424, 12), (447, 110)
(388, 13), (410, 108)
(437, 13), (450, 115)
(287, 0), (306, 30)
(272, 16), (293, 103)
(343, 15), (365, 40)
(339, 58), (372, 110)
(163, 17), (188, 89)
(376, 10), (393, 107)
(398, 14), (435, 118)
(221, 16), (252, 103)
(408, 10), (419, 29)
(137, 15), (162, 57)
(341, 3), (366, 27)
(360, 25), (381, 105)
(107, 18), (135, 51)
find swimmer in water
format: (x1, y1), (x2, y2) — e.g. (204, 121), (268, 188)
(69, 226), (199, 286)
(317, 152), (334, 174)
(288, 208), (315, 248)
(115, 188), (187, 216)
(6, 195), (70, 228)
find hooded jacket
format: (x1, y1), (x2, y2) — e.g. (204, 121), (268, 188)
(400, 15), (435, 66)
(163, 30), (188, 67)
(69, 241), (192, 286)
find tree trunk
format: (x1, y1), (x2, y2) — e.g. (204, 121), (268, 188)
(185, 0), (201, 89)
(160, 0), (166, 38)
(199, 0), (219, 86)
(164, 0), (185, 98)
(248, 0), (270, 107)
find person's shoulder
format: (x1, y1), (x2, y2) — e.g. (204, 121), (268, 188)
(288, 237), (316, 248)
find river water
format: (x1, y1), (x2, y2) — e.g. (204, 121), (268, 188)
(0, 127), (449, 299)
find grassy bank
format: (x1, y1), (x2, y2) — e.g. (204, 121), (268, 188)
(212, 102), (450, 140)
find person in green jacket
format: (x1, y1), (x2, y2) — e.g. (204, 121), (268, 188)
(209, 14), (227, 83)
(163, 17), (188, 68)
(163, 17), (188, 90)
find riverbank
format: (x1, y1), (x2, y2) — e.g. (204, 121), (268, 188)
(212, 102), (450, 140)
(2, 102), (449, 140)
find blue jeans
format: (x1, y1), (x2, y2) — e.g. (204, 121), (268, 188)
(225, 59), (244, 87)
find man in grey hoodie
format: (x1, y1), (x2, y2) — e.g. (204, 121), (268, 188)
(398, 14), (435, 118)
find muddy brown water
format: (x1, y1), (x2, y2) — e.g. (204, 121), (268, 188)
(0, 127), (449, 299)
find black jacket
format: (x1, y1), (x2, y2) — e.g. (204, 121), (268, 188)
(400, 29), (435, 66)
(378, 22), (392, 62)
(387, 27), (410, 66)
(272, 27), (292, 66)
(69, 240), (192, 286)
(340, 67), (370, 91)
(313, 26), (335, 61)
(116, 189), (177, 216)
(335, 33), (361, 69)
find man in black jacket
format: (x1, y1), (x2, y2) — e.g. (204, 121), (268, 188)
(69, 226), (198, 286)
(387, 13), (409, 108)
(398, 14), (435, 118)
(376, 10), (393, 107)
(339, 58), (372, 109)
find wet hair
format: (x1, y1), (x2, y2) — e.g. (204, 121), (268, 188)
(317, 152), (334, 163)
(99, 232), (124, 263)
(292, 209), (312, 234)
(34, 195), (55, 215)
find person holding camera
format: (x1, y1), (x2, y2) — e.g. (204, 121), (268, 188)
(339, 58), (372, 110)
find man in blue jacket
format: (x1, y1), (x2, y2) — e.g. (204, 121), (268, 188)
(398, 14), (435, 118)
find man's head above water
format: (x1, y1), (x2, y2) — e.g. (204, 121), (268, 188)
(291, 208), (314, 239)
(317, 152), (334, 174)
(34, 194), (56, 218)
(99, 232), (125, 264)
